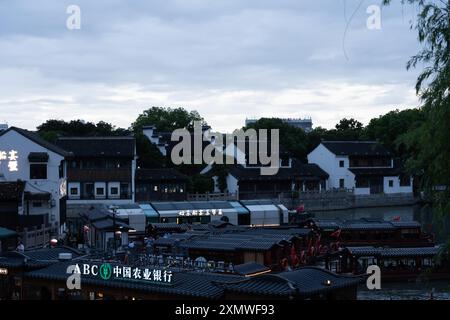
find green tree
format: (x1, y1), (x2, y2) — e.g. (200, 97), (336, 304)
(131, 106), (205, 133)
(363, 109), (425, 158)
(383, 1), (450, 242)
(131, 107), (205, 169)
(244, 118), (308, 161)
(37, 119), (129, 141)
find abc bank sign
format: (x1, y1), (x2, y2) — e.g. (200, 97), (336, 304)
(66, 263), (173, 289)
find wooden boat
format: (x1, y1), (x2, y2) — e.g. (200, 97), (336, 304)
(320, 245), (450, 282)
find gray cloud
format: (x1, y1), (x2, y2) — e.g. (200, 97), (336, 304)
(0, 0), (422, 132)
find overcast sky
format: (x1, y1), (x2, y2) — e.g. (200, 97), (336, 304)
(0, 0), (422, 133)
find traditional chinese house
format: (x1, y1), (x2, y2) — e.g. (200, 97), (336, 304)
(0, 127), (71, 237)
(135, 168), (188, 202)
(220, 267), (362, 300)
(20, 261), (361, 300)
(79, 206), (133, 252)
(151, 223), (314, 270)
(0, 246), (85, 299)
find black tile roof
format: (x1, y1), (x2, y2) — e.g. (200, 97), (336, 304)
(0, 246), (85, 268)
(0, 127), (72, 157)
(24, 260), (243, 299)
(0, 181), (24, 201)
(349, 167), (402, 176)
(233, 262), (270, 276)
(309, 218), (422, 231)
(80, 206), (131, 231)
(346, 246), (442, 258)
(322, 141), (391, 156)
(226, 160), (328, 181)
(55, 136), (135, 158)
(219, 267), (363, 297)
(136, 168), (188, 181)
(178, 226), (308, 252)
(28, 152), (49, 162)
(24, 191), (51, 201)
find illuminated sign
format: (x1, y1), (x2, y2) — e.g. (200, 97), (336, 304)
(0, 150), (18, 172)
(179, 209), (223, 217)
(72, 263), (173, 284)
(0, 268), (8, 275)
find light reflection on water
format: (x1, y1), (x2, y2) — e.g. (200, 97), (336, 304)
(313, 205), (450, 300)
(358, 282), (450, 300)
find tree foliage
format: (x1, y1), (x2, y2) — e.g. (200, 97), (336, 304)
(383, 0), (450, 205)
(37, 119), (130, 142)
(130, 106), (205, 169)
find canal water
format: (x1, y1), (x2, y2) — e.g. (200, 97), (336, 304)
(313, 205), (450, 300)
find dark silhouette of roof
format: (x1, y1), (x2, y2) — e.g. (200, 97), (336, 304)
(24, 260), (243, 299)
(322, 141), (391, 156)
(305, 218), (421, 231)
(346, 246), (442, 258)
(0, 246), (85, 268)
(0, 127), (72, 157)
(136, 168), (188, 181)
(233, 262), (270, 276)
(56, 136), (135, 158)
(23, 262), (361, 299)
(349, 167), (402, 176)
(0, 181), (25, 201)
(217, 160), (328, 181)
(218, 267), (363, 297)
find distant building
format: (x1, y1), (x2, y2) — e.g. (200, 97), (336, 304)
(0, 124), (8, 132)
(307, 141), (413, 195)
(245, 117), (313, 132)
(201, 140), (328, 199)
(135, 168), (188, 202)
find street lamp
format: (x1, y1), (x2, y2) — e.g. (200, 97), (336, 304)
(110, 205), (119, 256)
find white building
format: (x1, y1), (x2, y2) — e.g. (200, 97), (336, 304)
(307, 141), (413, 195)
(0, 127), (70, 233)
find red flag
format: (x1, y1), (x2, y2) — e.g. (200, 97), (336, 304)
(290, 246), (299, 267)
(392, 216), (401, 222)
(300, 250), (306, 264)
(315, 234), (321, 252)
(330, 229), (341, 238)
(296, 204), (305, 213)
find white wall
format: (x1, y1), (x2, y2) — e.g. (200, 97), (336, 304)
(0, 129), (65, 229)
(307, 143), (355, 189)
(383, 176), (413, 194)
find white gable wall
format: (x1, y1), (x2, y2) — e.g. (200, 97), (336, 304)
(0, 130), (65, 229)
(307, 143), (355, 189)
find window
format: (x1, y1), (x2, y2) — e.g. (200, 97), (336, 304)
(339, 179), (345, 188)
(120, 183), (130, 199)
(110, 187), (119, 195)
(70, 188), (79, 195)
(339, 160), (345, 168)
(400, 175), (411, 187)
(355, 177), (369, 188)
(388, 180), (394, 188)
(32, 202), (42, 208)
(96, 188), (105, 196)
(30, 164), (47, 179)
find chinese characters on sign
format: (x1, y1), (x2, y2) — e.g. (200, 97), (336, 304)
(73, 263), (173, 284)
(0, 150), (18, 172)
(179, 209), (223, 217)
